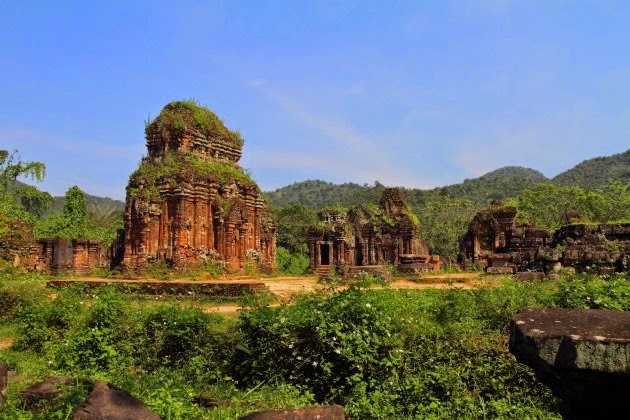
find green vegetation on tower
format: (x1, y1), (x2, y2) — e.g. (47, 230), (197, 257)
(128, 151), (257, 201)
(147, 99), (244, 148)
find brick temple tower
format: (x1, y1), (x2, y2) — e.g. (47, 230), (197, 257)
(117, 100), (276, 270)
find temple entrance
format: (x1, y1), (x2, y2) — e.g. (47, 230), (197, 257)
(320, 243), (330, 265)
(355, 240), (363, 266)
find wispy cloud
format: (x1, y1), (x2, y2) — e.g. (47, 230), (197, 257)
(0, 129), (143, 160)
(451, 102), (629, 178)
(246, 80), (436, 189)
(249, 80), (375, 151)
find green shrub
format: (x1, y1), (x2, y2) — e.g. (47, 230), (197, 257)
(275, 246), (309, 276)
(233, 288), (401, 402)
(553, 273), (630, 310)
(139, 306), (224, 369)
(54, 293), (127, 371)
(14, 294), (83, 353)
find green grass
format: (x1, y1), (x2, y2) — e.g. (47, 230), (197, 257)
(1, 271), (629, 418)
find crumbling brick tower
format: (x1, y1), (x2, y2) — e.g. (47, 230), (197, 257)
(120, 100), (276, 270)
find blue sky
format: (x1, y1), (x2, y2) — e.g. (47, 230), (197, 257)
(1, 1), (628, 200)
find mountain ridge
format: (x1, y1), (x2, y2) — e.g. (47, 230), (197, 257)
(13, 149), (630, 214)
(265, 149), (630, 211)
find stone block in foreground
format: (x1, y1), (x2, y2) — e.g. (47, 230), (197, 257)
(73, 381), (159, 420)
(0, 360), (7, 411)
(509, 308), (630, 419)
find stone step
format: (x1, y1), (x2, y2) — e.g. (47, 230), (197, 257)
(314, 266), (333, 279)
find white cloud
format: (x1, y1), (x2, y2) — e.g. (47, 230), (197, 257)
(0, 129), (143, 160)
(245, 82), (440, 187)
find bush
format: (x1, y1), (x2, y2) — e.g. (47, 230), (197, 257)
(232, 288), (401, 402)
(553, 273), (630, 310)
(275, 246), (309, 276)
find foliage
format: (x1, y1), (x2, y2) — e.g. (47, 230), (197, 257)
(266, 180), (384, 209)
(35, 186), (88, 238)
(552, 273), (630, 310)
(552, 149), (630, 189)
(33, 186), (122, 245)
(416, 195), (482, 258)
(266, 168), (548, 211)
(510, 181), (630, 229)
(3, 271), (630, 418)
(0, 149), (47, 194)
(148, 99), (244, 148)
(45, 188), (124, 216)
(266, 151), (628, 212)
(17, 184), (53, 219)
(275, 246), (310, 276)
(232, 289), (402, 402)
(272, 204), (317, 255)
(0, 150), (51, 226)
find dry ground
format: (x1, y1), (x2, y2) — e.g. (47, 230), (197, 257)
(0, 337), (14, 350)
(203, 273), (494, 313)
(30, 273), (495, 315)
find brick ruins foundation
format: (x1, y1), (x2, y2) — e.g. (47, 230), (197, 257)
(115, 101), (276, 271)
(0, 216), (108, 274)
(459, 202), (630, 274)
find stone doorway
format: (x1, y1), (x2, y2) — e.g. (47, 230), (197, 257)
(355, 241), (363, 266)
(320, 243), (330, 265)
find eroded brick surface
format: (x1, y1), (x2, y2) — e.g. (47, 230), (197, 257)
(116, 103), (276, 271)
(459, 203), (630, 273)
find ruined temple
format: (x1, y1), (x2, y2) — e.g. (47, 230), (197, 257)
(0, 217), (40, 269)
(118, 100), (276, 270)
(459, 203), (630, 273)
(308, 188), (429, 276)
(37, 238), (108, 274)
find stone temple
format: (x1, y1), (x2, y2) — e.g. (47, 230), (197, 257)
(459, 201), (630, 274)
(116, 100), (276, 270)
(308, 188), (431, 276)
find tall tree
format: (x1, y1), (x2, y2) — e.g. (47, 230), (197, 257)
(35, 186), (89, 239)
(0, 149), (51, 223)
(416, 196), (482, 258)
(272, 204), (317, 255)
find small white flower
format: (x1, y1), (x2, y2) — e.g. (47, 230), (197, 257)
(297, 356), (302, 360)
(288, 344), (294, 349)
(335, 349), (341, 354)
(312, 361), (318, 367)
(366, 303), (372, 308)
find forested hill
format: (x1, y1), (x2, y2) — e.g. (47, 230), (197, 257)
(265, 150), (629, 211)
(265, 166), (550, 210)
(48, 192), (125, 215)
(552, 149), (630, 189)
(264, 180), (382, 209)
(11, 180), (125, 215)
(15, 149), (629, 214)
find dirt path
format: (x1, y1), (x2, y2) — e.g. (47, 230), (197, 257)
(200, 274), (491, 313)
(0, 338), (14, 350)
(55, 273), (491, 315)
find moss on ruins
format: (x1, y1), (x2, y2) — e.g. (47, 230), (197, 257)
(147, 99), (244, 148)
(127, 151), (257, 202)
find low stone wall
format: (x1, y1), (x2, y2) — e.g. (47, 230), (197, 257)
(47, 279), (266, 298)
